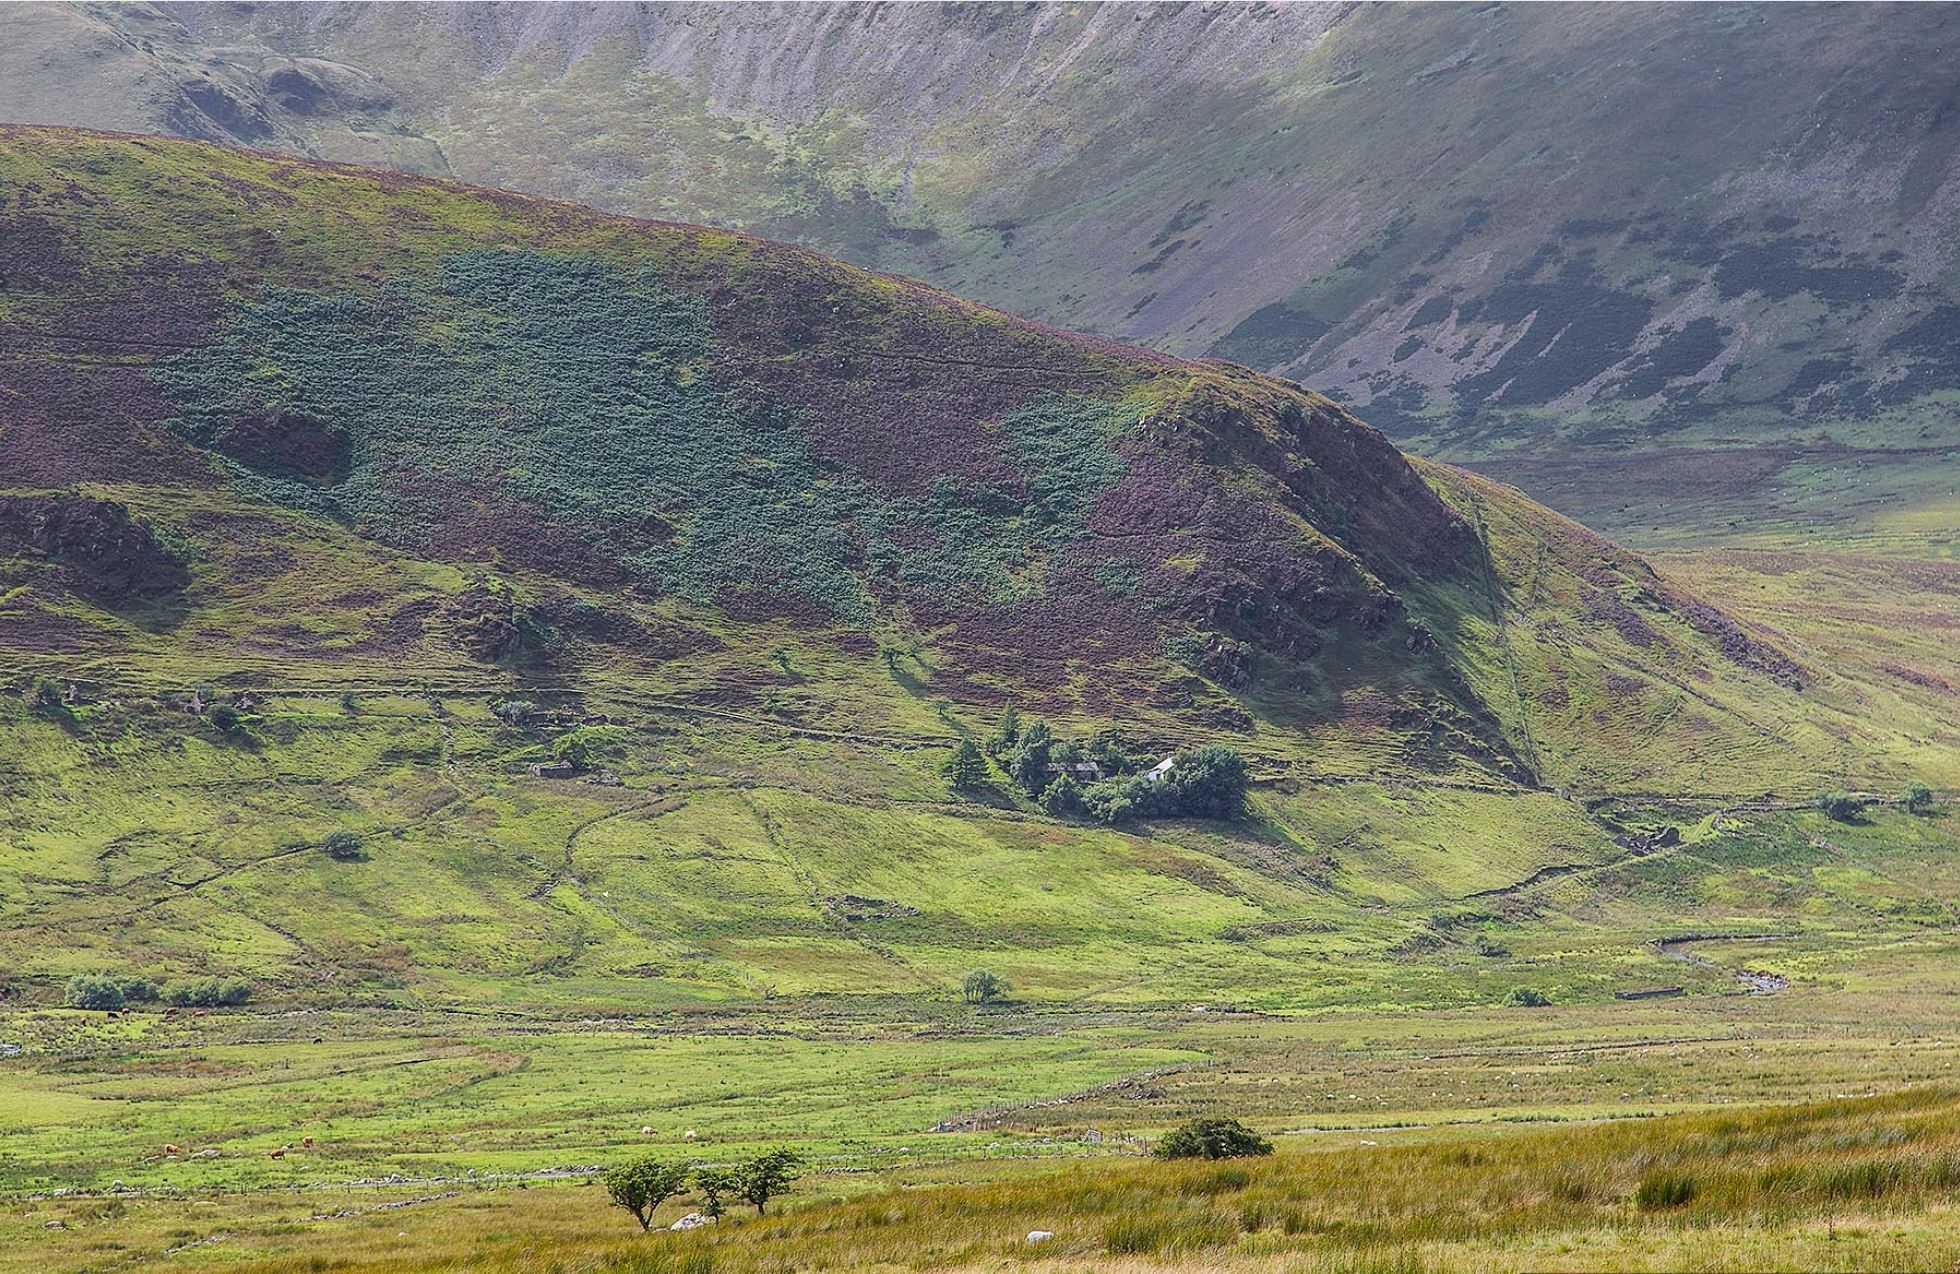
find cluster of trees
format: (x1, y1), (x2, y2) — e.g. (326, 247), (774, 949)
(604, 1149), (802, 1230)
(1817, 782), (1940, 823)
(941, 706), (1250, 825)
(1152, 1116), (1273, 1160)
(64, 974), (252, 1010)
(961, 969), (1010, 1003)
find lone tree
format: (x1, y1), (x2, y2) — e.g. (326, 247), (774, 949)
(961, 968), (1010, 1004)
(988, 703), (1022, 756)
(320, 830), (366, 861)
(603, 1155), (690, 1231)
(1153, 1117), (1274, 1160)
(692, 1164), (736, 1219)
(1817, 791), (1868, 822)
(940, 739), (989, 791)
(1906, 781), (1936, 814)
(734, 1148), (803, 1215)
(555, 733), (592, 772)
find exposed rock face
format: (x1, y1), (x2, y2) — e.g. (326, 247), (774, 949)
(0, 494), (189, 600)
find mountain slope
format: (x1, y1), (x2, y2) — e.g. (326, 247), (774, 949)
(4, 2), (1956, 546)
(1, 125), (1906, 800)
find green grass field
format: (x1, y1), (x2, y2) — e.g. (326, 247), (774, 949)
(4, 673), (1957, 1268)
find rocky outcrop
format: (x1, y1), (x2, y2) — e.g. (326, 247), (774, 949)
(0, 494), (189, 601)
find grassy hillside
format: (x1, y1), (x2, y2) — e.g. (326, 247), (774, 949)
(4, 124), (1913, 794)
(4, 3), (1956, 547)
(2, 126), (1957, 1272)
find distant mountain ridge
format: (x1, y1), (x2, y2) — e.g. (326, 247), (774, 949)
(4, 2), (1956, 544)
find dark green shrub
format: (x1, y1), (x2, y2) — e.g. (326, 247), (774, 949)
(208, 703), (245, 734)
(1157, 746), (1249, 819)
(321, 830), (367, 861)
(165, 978), (252, 1008)
(115, 977), (160, 1003)
(1509, 986), (1551, 1007)
(1817, 791), (1868, 822)
(733, 1148), (803, 1215)
(1007, 720), (1054, 794)
(1153, 1116), (1274, 1160)
(28, 677), (71, 720)
(961, 969), (1009, 1004)
(940, 739), (988, 791)
(1039, 774), (1086, 818)
(1905, 781), (1936, 814)
(988, 704), (1021, 756)
(64, 975), (125, 1011)
(603, 1155), (689, 1231)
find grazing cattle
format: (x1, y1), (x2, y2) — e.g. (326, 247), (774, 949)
(269, 1147), (285, 1159)
(161, 1143), (181, 1156)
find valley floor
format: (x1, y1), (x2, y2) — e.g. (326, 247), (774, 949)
(3, 564), (1956, 1270)
(14, 1083), (1960, 1272)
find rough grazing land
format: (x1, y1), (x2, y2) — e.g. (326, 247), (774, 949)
(0, 127), (1956, 1271)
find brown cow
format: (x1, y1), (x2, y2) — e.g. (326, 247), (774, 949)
(161, 1143), (181, 1156)
(302, 1136), (313, 1149)
(269, 1147), (285, 1159)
